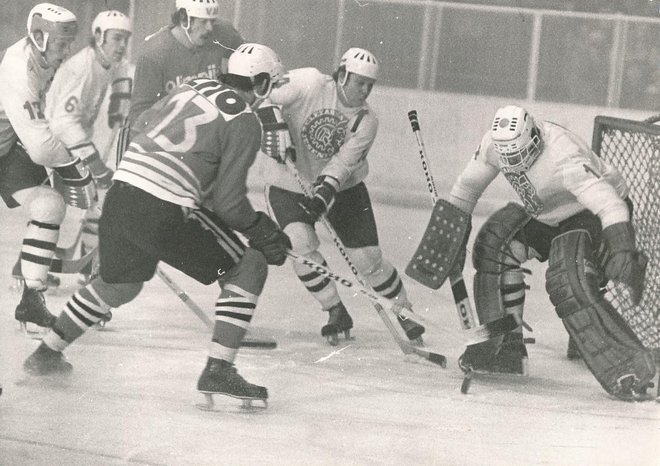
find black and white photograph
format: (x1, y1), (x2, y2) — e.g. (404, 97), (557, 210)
(0, 1), (658, 464)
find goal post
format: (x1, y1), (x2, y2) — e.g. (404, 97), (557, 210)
(591, 115), (660, 349)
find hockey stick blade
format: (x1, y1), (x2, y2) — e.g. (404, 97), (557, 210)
(286, 250), (447, 367)
(49, 246), (97, 274)
(156, 267), (277, 349)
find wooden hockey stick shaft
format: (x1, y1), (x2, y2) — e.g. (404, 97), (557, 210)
(283, 159), (446, 366)
(286, 250), (446, 366)
(155, 266), (277, 349)
(408, 110), (530, 333)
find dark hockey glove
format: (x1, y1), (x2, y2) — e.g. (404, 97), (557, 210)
(255, 104), (295, 164)
(601, 222), (647, 305)
(108, 77), (132, 128)
(69, 142), (113, 189)
(243, 212), (292, 266)
(52, 158), (97, 209)
(299, 175), (339, 223)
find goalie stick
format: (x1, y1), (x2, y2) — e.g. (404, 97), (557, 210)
(286, 249), (447, 366)
(155, 266), (277, 349)
(407, 110), (521, 338)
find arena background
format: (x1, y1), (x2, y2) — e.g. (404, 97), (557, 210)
(1, 0), (657, 212)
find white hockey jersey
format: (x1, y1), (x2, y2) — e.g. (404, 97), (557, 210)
(266, 67), (378, 192)
(449, 121), (630, 228)
(0, 38), (70, 166)
(46, 46), (132, 151)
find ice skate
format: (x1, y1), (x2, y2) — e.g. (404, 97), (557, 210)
(396, 314), (425, 345)
(459, 332), (528, 394)
(566, 336), (581, 360)
(196, 358), (268, 411)
(15, 286), (57, 333)
(11, 259), (60, 292)
(321, 302), (353, 346)
(23, 343), (73, 376)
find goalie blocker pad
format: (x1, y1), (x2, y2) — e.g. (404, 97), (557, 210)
(545, 229), (656, 401)
(406, 199), (471, 289)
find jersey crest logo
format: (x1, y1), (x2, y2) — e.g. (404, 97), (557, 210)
(301, 108), (348, 159)
(503, 171), (544, 216)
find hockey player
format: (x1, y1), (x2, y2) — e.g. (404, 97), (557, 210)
(24, 43), (291, 408)
(127, 0), (244, 125)
(262, 48), (425, 344)
(0, 4), (96, 330)
(45, 10), (133, 292)
(444, 105), (653, 400)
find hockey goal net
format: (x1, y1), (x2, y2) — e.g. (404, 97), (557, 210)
(592, 115), (660, 349)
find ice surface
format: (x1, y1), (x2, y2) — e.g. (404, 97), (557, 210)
(1, 196), (658, 466)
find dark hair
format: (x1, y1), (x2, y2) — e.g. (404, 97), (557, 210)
(171, 8), (187, 26)
(219, 72), (270, 92)
(331, 65), (345, 83)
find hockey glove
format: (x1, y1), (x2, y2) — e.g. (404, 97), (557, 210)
(255, 104), (295, 164)
(52, 158), (97, 209)
(299, 175), (339, 223)
(243, 212), (292, 266)
(108, 77), (132, 128)
(69, 142), (113, 189)
(601, 222), (647, 305)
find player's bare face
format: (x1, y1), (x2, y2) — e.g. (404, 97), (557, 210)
(101, 30), (131, 63)
(44, 37), (74, 69)
(188, 18), (216, 46)
(341, 73), (375, 107)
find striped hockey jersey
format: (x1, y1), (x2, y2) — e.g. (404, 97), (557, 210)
(114, 78), (261, 231)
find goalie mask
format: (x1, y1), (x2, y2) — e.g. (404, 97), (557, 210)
(27, 3), (78, 53)
(491, 105), (543, 173)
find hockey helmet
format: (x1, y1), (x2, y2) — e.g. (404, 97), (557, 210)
(175, 0), (219, 19)
(227, 43), (283, 99)
(491, 105), (543, 173)
(92, 10), (132, 37)
(27, 3), (78, 53)
(339, 47), (379, 81)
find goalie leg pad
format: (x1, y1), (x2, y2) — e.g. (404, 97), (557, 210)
(472, 203), (531, 327)
(545, 229), (657, 400)
(406, 198), (471, 289)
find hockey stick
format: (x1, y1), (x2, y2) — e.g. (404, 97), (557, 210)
(282, 159), (446, 365)
(155, 266), (277, 349)
(286, 250), (447, 365)
(49, 246), (97, 274)
(407, 110), (523, 336)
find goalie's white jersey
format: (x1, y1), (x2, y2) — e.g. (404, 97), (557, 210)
(0, 39), (70, 166)
(45, 46), (132, 149)
(450, 121), (630, 228)
(267, 67), (378, 192)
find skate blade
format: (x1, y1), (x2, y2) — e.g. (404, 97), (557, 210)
(196, 393), (268, 413)
(325, 330), (354, 346)
(18, 322), (47, 340)
(460, 361), (530, 395)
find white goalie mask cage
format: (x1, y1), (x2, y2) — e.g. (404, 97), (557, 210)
(491, 105), (543, 173)
(27, 3), (78, 53)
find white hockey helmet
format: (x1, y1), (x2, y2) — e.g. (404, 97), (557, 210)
(491, 105), (543, 173)
(92, 10), (131, 37)
(175, 0), (219, 19)
(339, 47), (379, 80)
(228, 43), (283, 99)
(27, 3), (78, 53)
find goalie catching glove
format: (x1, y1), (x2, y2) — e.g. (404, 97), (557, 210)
(255, 103), (295, 164)
(299, 175), (339, 223)
(601, 222), (647, 305)
(52, 158), (97, 209)
(69, 142), (113, 189)
(242, 212), (292, 266)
